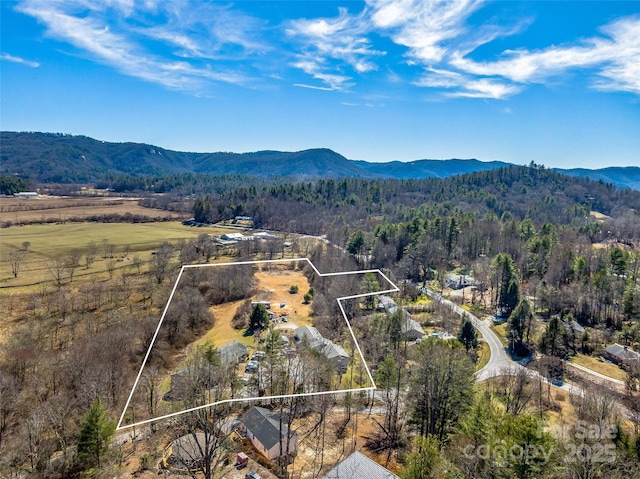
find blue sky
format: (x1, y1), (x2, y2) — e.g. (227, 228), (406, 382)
(1, 0), (638, 169)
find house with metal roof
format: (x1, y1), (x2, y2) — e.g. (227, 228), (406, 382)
(603, 343), (640, 365)
(219, 341), (248, 364)
(401, 311), (425, 341)
(321, 451), (399, 479)
(240, 406), (298, 461)
(294, 326), (350, 373)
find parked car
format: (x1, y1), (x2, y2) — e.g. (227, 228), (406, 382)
(252, 351), (266, 361)
(280, 302), (286, 307)
(245, 472), (262, 479)
(245, 360), (259, 373)
(281, 317), (288, 322)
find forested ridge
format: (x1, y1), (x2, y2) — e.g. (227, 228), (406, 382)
(185, 164), (640, 236)
(3, 131), (639, 189)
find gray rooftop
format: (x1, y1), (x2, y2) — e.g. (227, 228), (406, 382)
(240, 406), (296, 451)
(321, 451), (399, 479)
(605, 343), (640, 361)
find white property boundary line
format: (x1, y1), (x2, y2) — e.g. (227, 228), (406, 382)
(116, 257), (399, 430)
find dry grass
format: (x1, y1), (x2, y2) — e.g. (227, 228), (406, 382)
(570, 353), (627, 381)
(196, 263), (314, 353)
(0, 196), (183, 223)
(0, 222), (240, 291)
(589, 211), (611, 221)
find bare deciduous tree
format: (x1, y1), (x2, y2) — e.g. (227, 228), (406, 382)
(9, 250), (26, 278)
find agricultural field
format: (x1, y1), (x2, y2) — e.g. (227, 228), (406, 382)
(0, 221), (242, 290)
(0, 195), (183, 224)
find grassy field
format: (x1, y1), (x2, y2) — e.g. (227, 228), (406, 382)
(0, 221), (240, 290)
(570, 353), (627, 381)
(0, 196), (183, 223)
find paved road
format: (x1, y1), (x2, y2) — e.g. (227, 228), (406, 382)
(420, 288), (523, 381)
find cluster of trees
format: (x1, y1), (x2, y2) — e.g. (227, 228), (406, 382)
(0, 175), (32, 195)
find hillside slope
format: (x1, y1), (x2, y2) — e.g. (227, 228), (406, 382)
(2, 132), (637, 189)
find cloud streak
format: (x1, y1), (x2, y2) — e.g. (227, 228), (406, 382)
(13, 0), (640, 99)
(449, 15), (640, 96)
(1, 53), (40, 67)
(16, 0), (259, 92)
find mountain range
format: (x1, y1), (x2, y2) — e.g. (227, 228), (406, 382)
(1, 131), (638, 190)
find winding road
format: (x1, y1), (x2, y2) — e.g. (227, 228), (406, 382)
(419, 288), (523, 381)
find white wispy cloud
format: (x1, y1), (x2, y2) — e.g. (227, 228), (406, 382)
(286, 7), (384, 90)
(13, 0), (640, 99)
(16, 0), (261, 92)
(367, 0), (484, 63)
(450, 15), (640, 95)
(291, 58), (352, 91)
(293, 83), (335, 91)
(0, 53), (40, 67)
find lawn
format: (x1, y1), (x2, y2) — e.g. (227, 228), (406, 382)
(475, 341), (491, 371)
(570, 353), (627, 381)
(0, 221), (240, 290)
(491, 322), (509, 347)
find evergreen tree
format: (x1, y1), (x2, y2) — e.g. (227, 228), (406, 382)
(508, 298), (533, 351)
(75, 399), (115, 470)
(494, 253), (520, 316)
(361, 272), (380, 310)
(402, 435), (450, 479)
(248, 303), (269, 332)
(458, 317), (478, 352)
(538, 316), (567, 358)
(346, 230), (365, 256)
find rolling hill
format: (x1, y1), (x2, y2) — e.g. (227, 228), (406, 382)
(1, 131), (638, 190)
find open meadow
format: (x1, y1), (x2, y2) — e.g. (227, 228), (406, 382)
(0, 221), (241, 290)
(0, 195), (183, 224)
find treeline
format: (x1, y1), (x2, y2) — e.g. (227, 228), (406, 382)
(187, 165), (640, 236)
(0, 175), (32, 195)
(95, 173), (285, 195)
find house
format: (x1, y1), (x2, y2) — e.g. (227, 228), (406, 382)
(570, 320), (585, 334)
(221, 233), (245, 241)
(166, 432), (207, 469)
(13, 191), (38, 198)
(240, 406), (298, 460)
(445, 273), (478, 290)
(235, 216), (252, 221)
(377, 295), (398, 314)
(321, 451), (399, 479)
(400, 311), (424, 341)
(603, 343), (640, 365)
(294, 326), (350, 372)
(219, 341), (248, 364)
(377, 298), (423, 341)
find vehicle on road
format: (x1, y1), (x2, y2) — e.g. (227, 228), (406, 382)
(245, 472), (262, 479)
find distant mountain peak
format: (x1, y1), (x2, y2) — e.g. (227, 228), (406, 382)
(1, 131), (638, 190)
